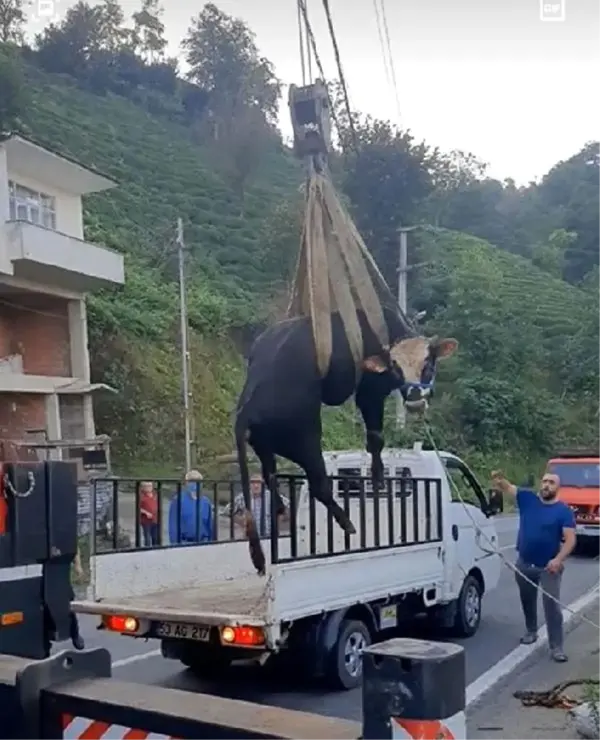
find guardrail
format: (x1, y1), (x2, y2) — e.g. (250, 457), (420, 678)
(0, 638), (466, 739)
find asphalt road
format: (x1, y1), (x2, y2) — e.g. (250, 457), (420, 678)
(68, 515), (600, 723)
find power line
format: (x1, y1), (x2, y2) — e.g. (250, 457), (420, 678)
(296, 0), (343, 145)
(319, 0), (359, 153)
(372, 0), (392, 89)
(296, 0), (307, 85)
(378, 0), (402, 123)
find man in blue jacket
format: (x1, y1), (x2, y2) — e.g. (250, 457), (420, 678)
(168, 470), (214, 544)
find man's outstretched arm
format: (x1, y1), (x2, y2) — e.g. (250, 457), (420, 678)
(491, 470), (518, 497)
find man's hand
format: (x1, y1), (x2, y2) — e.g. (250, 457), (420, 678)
(546, 557), (563, 574)
(491, 470), (517, 496)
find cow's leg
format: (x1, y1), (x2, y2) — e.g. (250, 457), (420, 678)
(289, 438), (356, 536)
(354, 385), (386, 490)
(257, 450), (285, 517)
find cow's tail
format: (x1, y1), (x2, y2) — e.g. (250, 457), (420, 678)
(235, 414), (266, 576)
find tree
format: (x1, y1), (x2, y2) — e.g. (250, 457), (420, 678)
(536, 141), (599, 284)
(0, 0), (27, 44)
(182, 3), (281, 132)
(35, 2), (107, 75)
(132, 0), (167, 64)
(340, 116), (436, 283)
(218, 105), (274, 200)
(426, 149), (488, 226)
(96, 0), (127, 53)
(0, 45), (26, 130)
(530, 228), (576, 277)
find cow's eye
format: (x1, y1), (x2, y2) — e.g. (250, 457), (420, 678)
(421, 357), (435, 383)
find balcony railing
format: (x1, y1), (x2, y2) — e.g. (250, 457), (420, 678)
(3, 220), (124, 291)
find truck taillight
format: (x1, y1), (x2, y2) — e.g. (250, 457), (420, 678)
(220, 625), (265, 647)
(103, 614), (140, 633)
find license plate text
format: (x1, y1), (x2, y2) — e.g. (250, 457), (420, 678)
(156, 622), (210, 641)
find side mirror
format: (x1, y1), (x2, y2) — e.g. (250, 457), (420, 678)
(487, 488), (504, 515)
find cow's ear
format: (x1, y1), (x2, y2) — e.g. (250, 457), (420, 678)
(435, 338), (459, 359)
(363, 355), (388, 373)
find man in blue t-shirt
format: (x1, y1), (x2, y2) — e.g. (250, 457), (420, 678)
(491, 470), (576, 662)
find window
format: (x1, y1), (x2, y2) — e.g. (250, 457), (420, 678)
(548, 462), (600, 488)
(8, 181), (57, 230)
(336, 466), (415, 497)
(444, 459), (485, 508)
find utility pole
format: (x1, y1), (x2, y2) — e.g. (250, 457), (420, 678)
(395, 227), (409, 431)
(395, 225), (433, 431)
(176, 217), (193, 472)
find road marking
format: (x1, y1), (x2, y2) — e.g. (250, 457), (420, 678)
(112, 649), (161, 668)
(466, 585), (600, 708)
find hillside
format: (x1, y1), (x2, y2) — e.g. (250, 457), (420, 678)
(13, 62), (301, 470)
(12, 63), (599, 480)
(23, 64), (301, 304)
(15, 63), (600, 480)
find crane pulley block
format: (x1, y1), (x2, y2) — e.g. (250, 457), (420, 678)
(289, 79), (332, 160)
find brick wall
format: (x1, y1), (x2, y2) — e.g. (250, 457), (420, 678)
(0, 392), (46, 460)
(0, 294), (71, 376)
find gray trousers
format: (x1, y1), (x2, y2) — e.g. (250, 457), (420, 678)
(515, 556), (564, 649)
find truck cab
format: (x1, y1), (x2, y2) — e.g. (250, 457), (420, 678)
(547, 451), (600, 549)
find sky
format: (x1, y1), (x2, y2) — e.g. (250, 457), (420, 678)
(26, 0), (600, 185)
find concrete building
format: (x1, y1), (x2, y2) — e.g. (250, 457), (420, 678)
(0, 133), (124, 458)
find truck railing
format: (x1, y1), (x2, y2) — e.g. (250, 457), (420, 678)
(1, 637), (466, 739)
(90, 475), (443, 565)
(90, 478), (254, 554)
(270, 475), (443, 565)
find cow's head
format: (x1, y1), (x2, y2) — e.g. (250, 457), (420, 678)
(363, 336), (458, 412)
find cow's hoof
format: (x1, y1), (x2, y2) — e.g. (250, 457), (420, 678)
(332, 506), (357, 535)
(246, 520), (266, 575)
(249, 542), (266, 576)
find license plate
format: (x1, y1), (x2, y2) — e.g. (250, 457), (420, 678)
(155, 622), (210, 641)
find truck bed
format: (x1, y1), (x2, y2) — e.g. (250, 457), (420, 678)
(73, 577), (270, 626)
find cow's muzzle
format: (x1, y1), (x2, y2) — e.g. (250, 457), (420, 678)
(405, 397), (428, 413)
(402, 383), (431, 413)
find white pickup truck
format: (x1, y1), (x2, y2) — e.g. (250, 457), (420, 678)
(73, 444), (503, 690)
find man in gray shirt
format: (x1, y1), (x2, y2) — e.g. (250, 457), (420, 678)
(225, 473), (289, 537)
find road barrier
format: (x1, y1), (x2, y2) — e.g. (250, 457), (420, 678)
(0, 638), (466, 739)
(363, 637), (466, 739)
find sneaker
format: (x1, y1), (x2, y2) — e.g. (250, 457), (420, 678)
(520, 632), (538, 645)
(551, 648), (568, 662)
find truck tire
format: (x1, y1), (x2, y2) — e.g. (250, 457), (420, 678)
(325, 619), (371, 690)
(451, 574), (482, 637)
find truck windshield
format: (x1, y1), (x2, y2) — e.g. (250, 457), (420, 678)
(548, 462), (600, 488)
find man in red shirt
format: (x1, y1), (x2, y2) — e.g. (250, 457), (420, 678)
(139, 481), (159, 546)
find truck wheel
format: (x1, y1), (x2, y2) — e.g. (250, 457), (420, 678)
(452, 574), (482, 637)
(326, 619), (371, 690)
